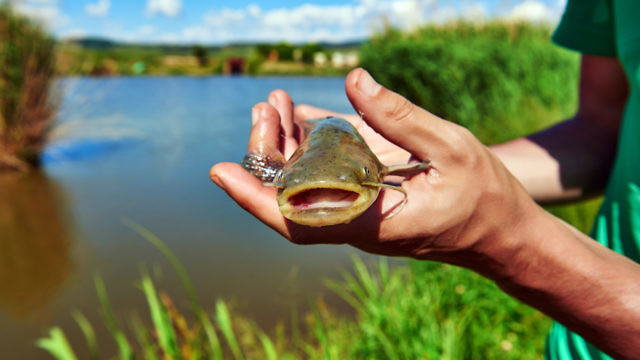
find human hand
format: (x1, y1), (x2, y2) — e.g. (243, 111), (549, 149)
(210, 68), (536, 266)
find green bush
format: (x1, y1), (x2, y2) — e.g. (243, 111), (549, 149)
(275, 42), (295, 61)
(360, 22), (579, 144)
(0, 4), (56, 170)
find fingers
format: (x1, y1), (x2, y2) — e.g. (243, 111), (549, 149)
(210, 162), (290, 237)
(294, 104), (363, 129)
(345, 68), (467, 162)
(268, 90), (298, 159)
(294, 104), (339, 121)
(248, 103), (283, 157)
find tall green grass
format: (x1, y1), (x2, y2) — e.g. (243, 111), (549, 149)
(38, 223), (286, 360)
(0, 4), (56, 171)
(38, 224), (549, 359)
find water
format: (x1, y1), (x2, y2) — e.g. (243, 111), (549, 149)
(0, 76), (371, 358)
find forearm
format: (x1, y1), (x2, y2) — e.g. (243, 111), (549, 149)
(491, 116), (618, 203)
(475, 202), (640, 359)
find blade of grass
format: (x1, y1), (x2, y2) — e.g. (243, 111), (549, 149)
(215, 300), (245, 360)
(124, 219), (223, 359)
(141, 275), (180, 359)
(71, 311), (99, 360)
(94, 275), (134, 360)
(131, 315), (160, 360)
(258, 332), (278, 360)
(36, 327), (78, 360)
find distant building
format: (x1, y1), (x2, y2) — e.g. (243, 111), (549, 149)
(331, 52), (345, 68)
(224, 57), (246, 74)
(345, 52), (359, 67)
(331, 51), (359, 68)
(268, 50), (279, 62)
(314, 52), (328, 67)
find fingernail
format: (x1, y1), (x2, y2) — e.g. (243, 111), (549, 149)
(210, 172), (226, 190)
(268, 93), (278, 107)
(357, 70), (381, 97)
(251, 106), (259, 125)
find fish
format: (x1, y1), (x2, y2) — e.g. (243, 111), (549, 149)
(241, 116), (429, 227)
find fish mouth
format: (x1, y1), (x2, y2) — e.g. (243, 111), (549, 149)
(277, 183), (379, 227)
(288, 188), (360, 210)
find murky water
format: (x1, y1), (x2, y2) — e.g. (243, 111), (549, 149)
(0, 76), (374, 358)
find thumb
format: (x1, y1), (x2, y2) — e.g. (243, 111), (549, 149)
(345, 68), (464, 161)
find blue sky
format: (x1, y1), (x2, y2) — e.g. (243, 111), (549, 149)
(12, 0), (567, 44)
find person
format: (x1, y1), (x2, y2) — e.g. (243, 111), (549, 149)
(210, 1), (640, 359)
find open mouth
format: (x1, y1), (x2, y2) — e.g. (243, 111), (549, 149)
(288, 188), (360, 210)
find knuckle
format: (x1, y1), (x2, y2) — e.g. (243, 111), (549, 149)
(443, 125), (482, 166)
(384, 97), (415, 124)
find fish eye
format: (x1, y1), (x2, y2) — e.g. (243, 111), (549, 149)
(362, 166), (370, 176)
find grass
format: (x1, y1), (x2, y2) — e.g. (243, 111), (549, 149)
(37, 223), (550, 359)
(0, 4), (56, 171)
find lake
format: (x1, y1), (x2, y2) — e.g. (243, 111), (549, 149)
(0, 76), (373, 359)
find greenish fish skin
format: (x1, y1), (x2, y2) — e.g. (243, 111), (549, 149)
(243, 117), (429, 227)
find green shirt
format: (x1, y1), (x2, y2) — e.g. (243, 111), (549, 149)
(548, 0), (640, 359)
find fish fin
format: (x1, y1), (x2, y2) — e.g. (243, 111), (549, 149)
(361, 182), (408, 220)
(385, 161), (430, 178)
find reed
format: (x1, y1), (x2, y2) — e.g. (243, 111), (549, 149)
(0, 4), (56, 171)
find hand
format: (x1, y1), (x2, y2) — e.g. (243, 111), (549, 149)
(210, 68), (535, 266)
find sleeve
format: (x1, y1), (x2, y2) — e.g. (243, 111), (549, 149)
(552, 0), (617, 56)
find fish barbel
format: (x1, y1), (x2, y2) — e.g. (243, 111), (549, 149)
(242, 117), (429, 227)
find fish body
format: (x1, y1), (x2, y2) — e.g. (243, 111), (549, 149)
(242, 117), (429, 227)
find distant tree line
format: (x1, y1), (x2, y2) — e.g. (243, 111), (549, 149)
(254, 42), (326, 63)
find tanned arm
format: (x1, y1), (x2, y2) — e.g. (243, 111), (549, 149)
(491, 55), (629, 203)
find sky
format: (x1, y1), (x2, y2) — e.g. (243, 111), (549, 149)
(11, 0), (567, 44)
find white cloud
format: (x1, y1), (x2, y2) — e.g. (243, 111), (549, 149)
(50, 0), (569, 45)
(13, 0), (70, 29)
(85, 0), (110, 17)
(261, 4), (363, 28)
(181, 26), (213, 43)
(204, 8), (246, 27)
(460, 3), (488, 21)
(158, 32), (180, 44)
(146, 0), (182, 17)
(507, 0), (559, 22)
(137, 25), (156, 36)
(58, 28), (88, 39)
(247, 4), (261, 18)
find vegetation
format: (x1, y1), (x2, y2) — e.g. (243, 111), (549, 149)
(55, 40), (355, 76)
(0, 4), (56, 170)
(38, 224), (549, 359)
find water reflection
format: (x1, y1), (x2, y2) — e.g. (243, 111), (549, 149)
(0, 171), (72, 318)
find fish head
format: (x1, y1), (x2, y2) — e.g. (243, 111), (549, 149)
(275, 156), (383, 227)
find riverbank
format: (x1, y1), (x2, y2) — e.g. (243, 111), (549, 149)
(55, 40), (358, 77)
